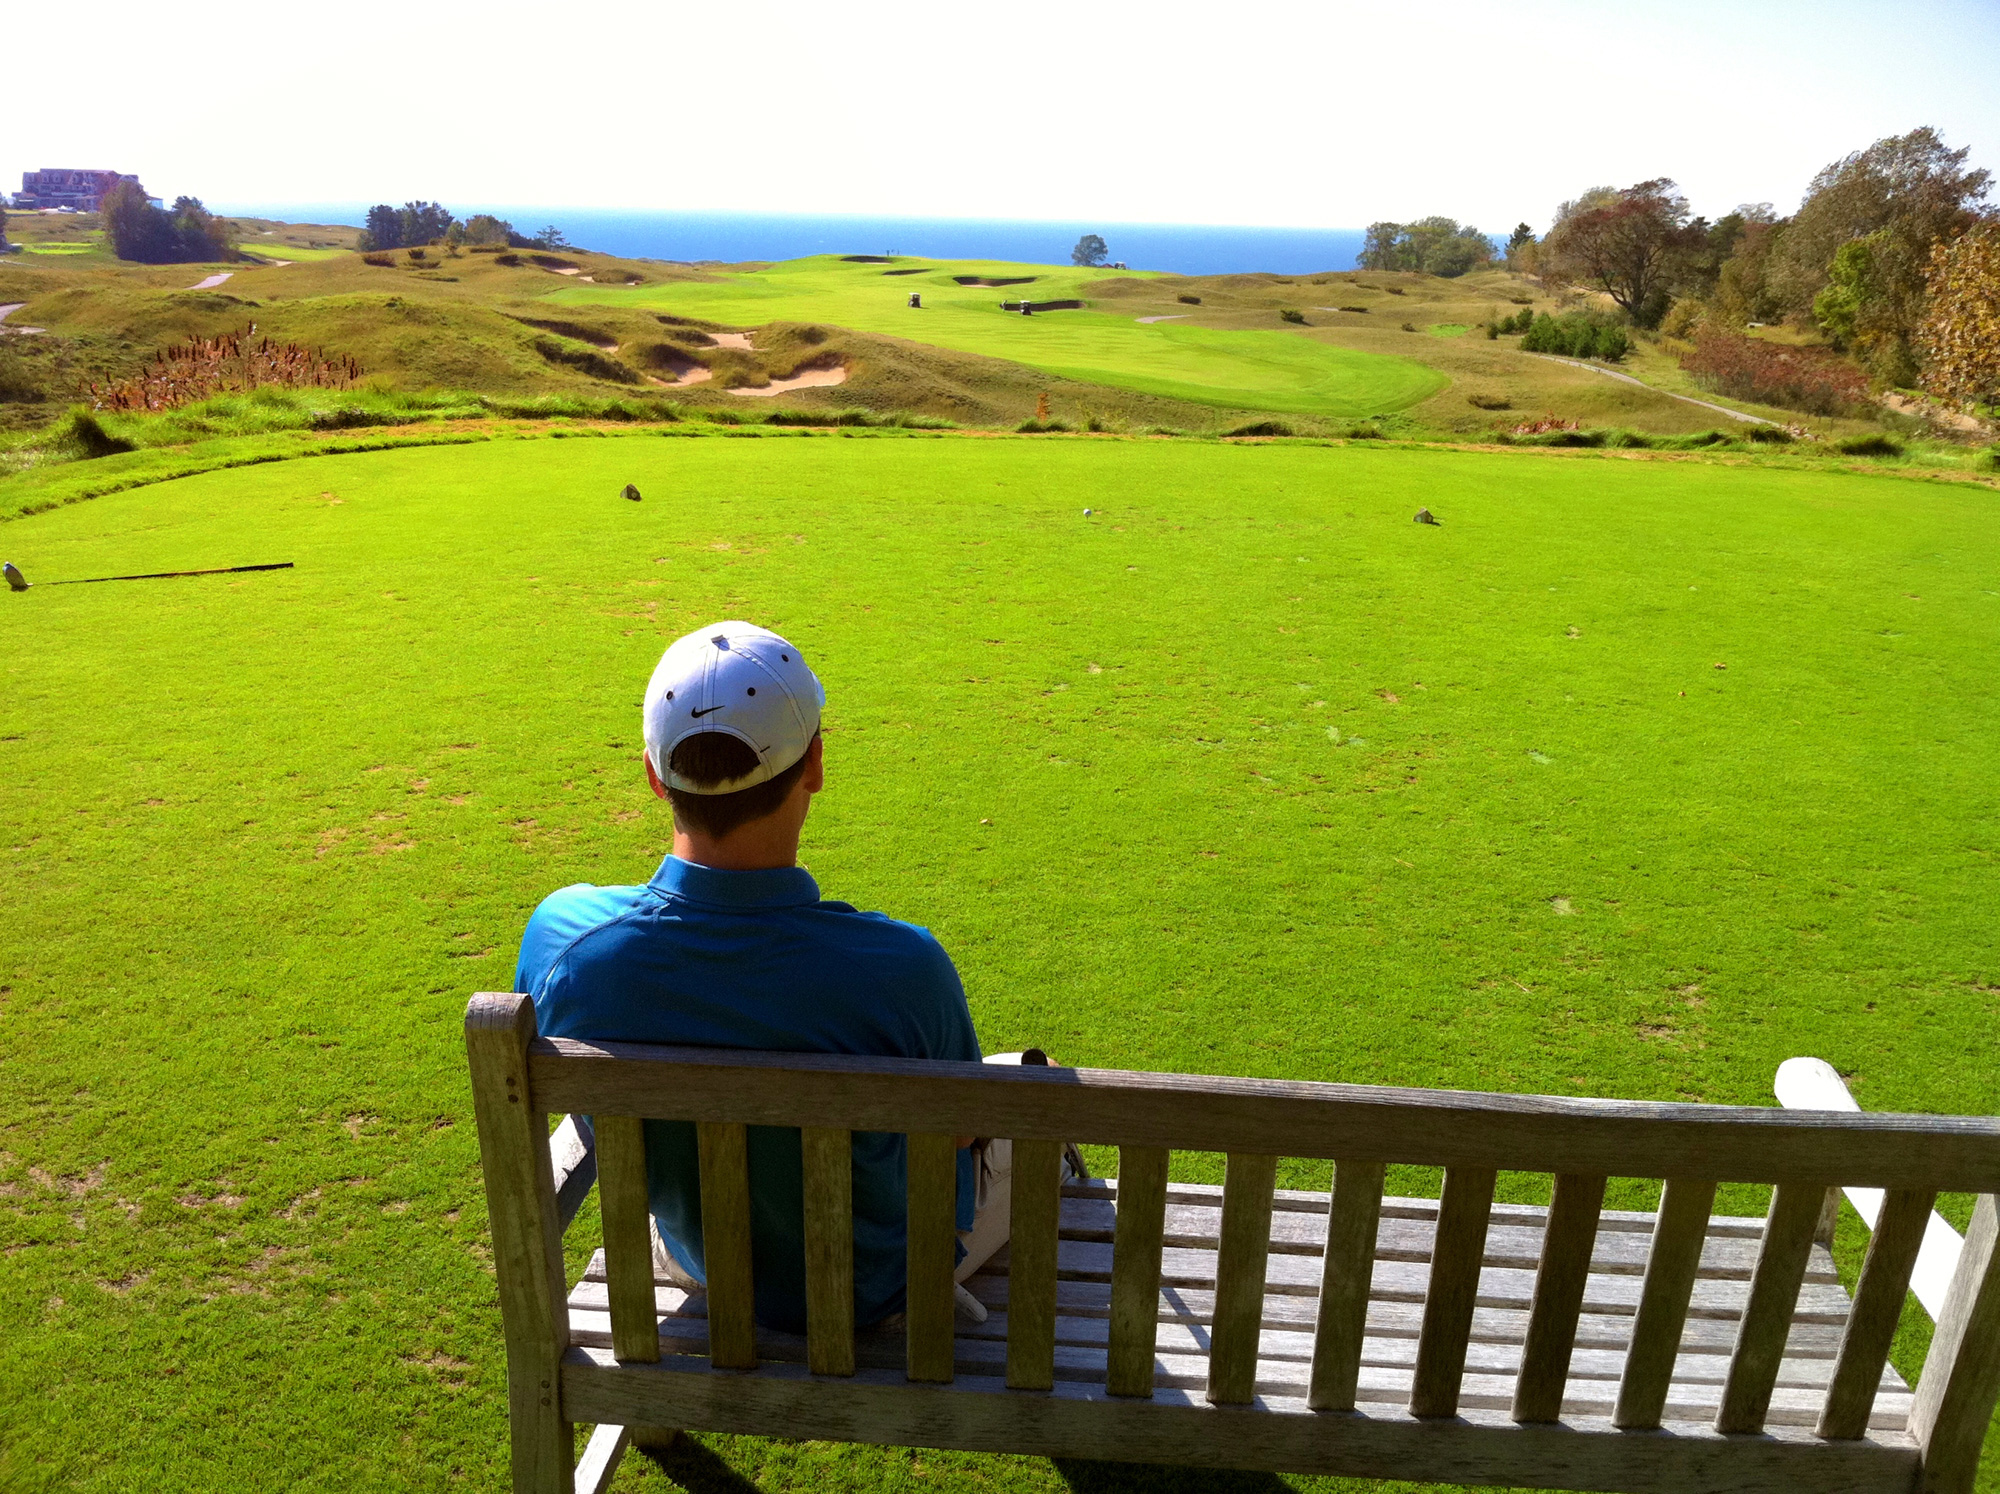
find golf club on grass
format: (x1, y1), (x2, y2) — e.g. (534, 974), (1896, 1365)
(5, 561), (293, 591)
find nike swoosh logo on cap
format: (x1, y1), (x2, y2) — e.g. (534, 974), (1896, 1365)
(690, 704), (726, 718)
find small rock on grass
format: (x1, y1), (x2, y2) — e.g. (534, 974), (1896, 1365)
(623, 484), (642, 502)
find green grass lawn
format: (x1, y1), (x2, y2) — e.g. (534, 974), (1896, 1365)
(557, 257), (1447, 417)
(4, 431), (1999, 1492)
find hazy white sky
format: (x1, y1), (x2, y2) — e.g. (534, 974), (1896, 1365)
(10, 0), (1997, 231)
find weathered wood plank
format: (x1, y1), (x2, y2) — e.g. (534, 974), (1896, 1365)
(696, 1121), (756, 1371)
(595, 1115), (662, 1366)
(1410, 1166), (1497, 1418)
(1715, 1184), (1825, 1434)
(551, 1114), (598, 1234)
(562, 1351), (1923, 1494)
(527, 1035), (2000, 1191)
(566, 1305), (1915, 1428)
(1615, 1178), (1718, 1430)
(573, 1423), (628, 1494)
(1309, 1158), (1385, 1412)
(1820, 1188), (1933, 1438)
(1910, 1194), (2000, 1494)
(1007, 1138), (1064, 1392)
(906, 1133), (958, 1384)
(1512, 1172), (1607, 1423)
(802, 1126), (855, 1378)
(466, 994), (576, 1494)
(1105, 1145), (1168, 1398)
(1205, 1152), (1279, 1406)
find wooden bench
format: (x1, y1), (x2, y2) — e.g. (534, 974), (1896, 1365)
(466, 993), (2000, 1494)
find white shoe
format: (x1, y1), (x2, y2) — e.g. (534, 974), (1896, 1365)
(954, 1283), (989, 1324)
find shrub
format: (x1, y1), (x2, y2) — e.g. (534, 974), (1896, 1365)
(529, 336), (642, 384)
(1400, 322), (1416, 332)
(1280, 309), (1306, 325)
(406, 248), (427, 262)
(363, 253), (395, 267)
(1836, 433), (1904, 457)
(1342, 424), (1386, 439)
(1675, 430), (1734, 448)
(1744, 425), (1794, 444)
(492, 252), (522, 267)
(1466, 393), (1510, 410)
(1015, 419), (1072, 433)
(1178, 294), (1201, 305)
(1680, 332), (1868, 416)
(1338, 306), (1369, 314)
(1508, 295), (1533, 305)
(1226, 420), (1293, 437)
(1521, 312), (1627, 360)
(45, 406), (137, 459)
(1383, 286), (1406, 295)
(1607, 430), (1654, 448)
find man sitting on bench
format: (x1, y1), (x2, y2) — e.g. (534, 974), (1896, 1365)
(514, 620), (1063, 1334)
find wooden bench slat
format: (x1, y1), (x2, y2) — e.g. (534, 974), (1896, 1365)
(1308, 1158), (1385, 1412)
(530, 1036), (2000, 1190)
(1715, 1183), (1825, 1433)
(561, 1351), (1924, 1493)
(1105, 1145), (1168, 1397)
(573, 1272), (1896, 1395)
(551, 1113), (598, 1234)
(1205, 1152), (1278, 1405)
(1006, 1138), (1064, 1392)
(595, 1114), (661, 1365)
(1819, 1187), (1932, 1438)
(1410, 1166), (1497, 1417)
(1512, 1172), (1607, 1423)
(1614, 1178), (1717, 1430)
(802, 1126), (856, 1377)
(905, 1133), (958, 1384)
(696, 1120), (757, 1371)
(1908, 1194), (2000, 1494)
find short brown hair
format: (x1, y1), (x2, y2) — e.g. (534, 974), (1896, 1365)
(665, 731), (814, 839)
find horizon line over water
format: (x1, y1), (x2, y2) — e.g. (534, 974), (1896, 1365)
(215, 205), (1370, 276)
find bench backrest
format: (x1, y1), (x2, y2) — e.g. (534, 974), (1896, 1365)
(468, 992), (2000, 1491)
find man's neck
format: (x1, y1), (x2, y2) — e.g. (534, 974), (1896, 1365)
(671, 825), (803, 873)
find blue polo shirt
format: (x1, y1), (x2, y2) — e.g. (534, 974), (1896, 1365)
(514, 854), (980, 1332)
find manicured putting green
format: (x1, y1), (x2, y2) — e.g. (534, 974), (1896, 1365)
(557, 256), (1447, 416)
(4, 432), (1997, 1493)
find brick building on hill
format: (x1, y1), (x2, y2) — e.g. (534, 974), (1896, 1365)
(13, 169), (151, 212)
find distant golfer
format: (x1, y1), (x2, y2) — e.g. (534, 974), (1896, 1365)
(514, 621), (1058, 1332)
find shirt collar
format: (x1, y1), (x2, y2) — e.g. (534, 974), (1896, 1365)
(648, 854), (822, 909)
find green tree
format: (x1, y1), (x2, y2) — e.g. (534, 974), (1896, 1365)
(1071, 233), (1108, 267)
(362, 204), (402, 252)
(464, 214), (513, 246)
(398, 201), (454, 246)
(102, 180), (178, 263)
(531, 223), (572, 251)
(1505, 223), (1535, 262)
(1770, 127), (1988, 378)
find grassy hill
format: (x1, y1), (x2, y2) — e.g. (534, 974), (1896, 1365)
(2, 218), (1914, 443)
(4, 428), (1998, 1492)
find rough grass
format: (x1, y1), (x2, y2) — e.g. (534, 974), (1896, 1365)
(4, 432), (1999, 1492)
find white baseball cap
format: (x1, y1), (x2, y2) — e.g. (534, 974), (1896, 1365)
(642, 622), (826, 793)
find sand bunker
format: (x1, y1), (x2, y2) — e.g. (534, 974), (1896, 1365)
(186, 272), (234, 291)
(707, 332), (754, 350)
(1136, 314), (1189, 324)
(728, 366), (848, 398)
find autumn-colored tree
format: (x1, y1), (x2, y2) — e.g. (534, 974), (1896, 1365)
(1542, 180), (1707, 326)
(1917, 222), (2000, 412)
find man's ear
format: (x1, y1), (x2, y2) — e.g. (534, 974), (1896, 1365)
(644, 754), (670, 801)
(801, 733), (826, 796)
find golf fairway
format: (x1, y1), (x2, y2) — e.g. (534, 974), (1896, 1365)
(557, 257), (1447, 415)
(3, 431), (1998, 1493)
